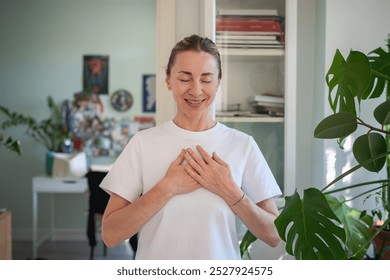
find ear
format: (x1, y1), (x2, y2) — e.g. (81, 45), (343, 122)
(165, 76), (172, 91)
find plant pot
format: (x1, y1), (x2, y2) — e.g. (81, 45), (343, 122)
(45, 151), (56, 176)
(372, 227), (390, 259)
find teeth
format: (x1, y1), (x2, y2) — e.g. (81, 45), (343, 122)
(187, 99), (203, 104)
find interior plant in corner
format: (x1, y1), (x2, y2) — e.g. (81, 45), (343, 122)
(272, 37), (390, 260)
(239, 37), (390, 260)
(0, 96), (71, 172)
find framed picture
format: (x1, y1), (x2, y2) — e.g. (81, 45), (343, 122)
(142, 74), (156, 112)
(83, 55), (109, 94)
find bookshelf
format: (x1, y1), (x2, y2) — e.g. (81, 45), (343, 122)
(214, 0), (289, 190)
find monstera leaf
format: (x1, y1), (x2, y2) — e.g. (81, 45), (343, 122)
(240, 230), (257, 259)
(275, 188), (346, 259)
(326, 50), (372, 115)
(326, 195), (373, 259)
(366, 46), (390, 99)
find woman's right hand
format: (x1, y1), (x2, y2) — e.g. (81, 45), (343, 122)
(162, 149), (202, 196)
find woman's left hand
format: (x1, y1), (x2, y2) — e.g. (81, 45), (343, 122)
(183, 145), (242, 206)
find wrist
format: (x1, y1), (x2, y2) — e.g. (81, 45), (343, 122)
(155, 178), (175, 200)
(229, 192), (245, 207)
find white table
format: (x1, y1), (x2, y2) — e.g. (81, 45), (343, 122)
(32, 176), (88, 259)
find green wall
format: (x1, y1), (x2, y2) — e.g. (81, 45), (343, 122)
(0, 0), (156, 239)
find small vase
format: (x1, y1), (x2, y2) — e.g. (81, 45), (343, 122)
(45, 150), (56, 176)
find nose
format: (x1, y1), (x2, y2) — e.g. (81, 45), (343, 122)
(189, 81), (202, 97)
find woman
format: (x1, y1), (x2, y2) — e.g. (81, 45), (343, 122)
(101, 35), (281, 259)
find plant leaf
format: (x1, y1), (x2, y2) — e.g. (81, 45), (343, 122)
(314, 112), (357, 139)
(240, 230), (257, 259)
(326, 50), (371, 115)
(367, 46), (390, 99)
(373, 99), (390, 126)
(353, 132), (387, 172)
(326, 195), (373, 259)
(275, 188), (347, 259)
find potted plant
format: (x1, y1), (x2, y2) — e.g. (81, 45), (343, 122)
(240, 37), (390, 260)
(0, 96), (72, 174)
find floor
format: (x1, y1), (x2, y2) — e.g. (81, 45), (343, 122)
(12, 239), (135, 260)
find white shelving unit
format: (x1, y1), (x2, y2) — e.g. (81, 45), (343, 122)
(213, 0), (290, 190)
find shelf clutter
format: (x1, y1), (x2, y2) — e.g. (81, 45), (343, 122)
(216, 8), (285, 50)
(216, 92), (284, 119)
(248, 92), (285, 117)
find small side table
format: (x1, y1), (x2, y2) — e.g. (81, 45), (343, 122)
(32, 176), (88, 259)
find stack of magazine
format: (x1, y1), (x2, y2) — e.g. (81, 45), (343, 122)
(215, 8), (285, 49)
(248, 93), (284, 117)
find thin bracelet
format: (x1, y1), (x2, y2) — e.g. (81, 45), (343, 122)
(231, 192), (245, 207)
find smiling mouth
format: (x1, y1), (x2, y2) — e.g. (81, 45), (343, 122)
(185, 99), (206, 105)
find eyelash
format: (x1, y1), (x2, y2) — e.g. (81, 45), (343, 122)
(178, 79), (212, 84)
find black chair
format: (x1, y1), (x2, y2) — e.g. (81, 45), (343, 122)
(86, 171), (138, 259)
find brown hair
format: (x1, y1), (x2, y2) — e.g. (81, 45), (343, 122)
(165, 34), (222, 79)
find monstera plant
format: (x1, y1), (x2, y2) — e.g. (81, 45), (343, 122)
(274, 39), (390, 259)
(240, 37), (390, 260)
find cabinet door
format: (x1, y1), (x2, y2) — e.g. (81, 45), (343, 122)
(214, 0), (296, 193)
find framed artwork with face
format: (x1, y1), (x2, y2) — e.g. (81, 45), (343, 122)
(83, 55), (109, 94)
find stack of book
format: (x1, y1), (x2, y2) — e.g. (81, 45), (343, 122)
(215, 9), (285, 49)
(248, 93), (284, 117)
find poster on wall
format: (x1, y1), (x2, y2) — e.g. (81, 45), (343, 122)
(142, 74), (156, 112)
(83, 55), (109, 94)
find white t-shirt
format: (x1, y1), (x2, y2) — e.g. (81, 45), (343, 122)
(100, 120), (281, 259)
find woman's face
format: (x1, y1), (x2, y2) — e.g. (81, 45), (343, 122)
(166, 51), (220, 122)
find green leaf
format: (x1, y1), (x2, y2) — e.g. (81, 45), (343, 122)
(240, 230), (257, 259)
(326, 195), (373, 259)
(367, 46), (390, 99)
(374, 99), (390, 126)
(275, 188), (347, 259)
(314, 112), (357, 139)
(353, 132), (387, 172)
(0, 134), (22, 155)
(326, 50), (372, 115)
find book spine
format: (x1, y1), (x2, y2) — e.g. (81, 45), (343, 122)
(216, 19), (282, 32)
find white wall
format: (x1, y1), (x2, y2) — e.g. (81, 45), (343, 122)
(0, 0), (155, 240)
(323, 0), (390, 209)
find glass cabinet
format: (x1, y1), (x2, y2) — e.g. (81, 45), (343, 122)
(213, 0), (289, 191)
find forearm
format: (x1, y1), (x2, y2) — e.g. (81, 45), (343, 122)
(102, 180), (174, 248)
(231, 196), (281, 247)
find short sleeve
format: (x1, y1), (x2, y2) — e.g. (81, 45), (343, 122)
(242, 136), (282, 203)
(99, 134), (143, 202)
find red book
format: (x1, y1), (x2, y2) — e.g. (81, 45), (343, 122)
(216, 18), (282, 32)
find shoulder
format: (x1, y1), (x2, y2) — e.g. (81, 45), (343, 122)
(217, 122), (253, 142)
(132, 121), (169, 139)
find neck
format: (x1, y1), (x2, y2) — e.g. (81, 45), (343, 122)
(172, 115), (217, 132)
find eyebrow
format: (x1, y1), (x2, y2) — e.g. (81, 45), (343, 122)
(178, 71), (215, 76)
